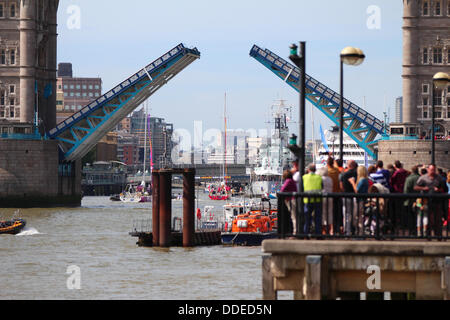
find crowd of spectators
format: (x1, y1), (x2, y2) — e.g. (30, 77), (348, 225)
(280, 157), (450, 237)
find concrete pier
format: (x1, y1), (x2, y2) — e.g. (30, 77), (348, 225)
(182, 169), (195, 247)
(159, 170), (172, 248)
(152, 171), (160, 247)
(262, 240), (450, 300)
(0, 139), (82, 207)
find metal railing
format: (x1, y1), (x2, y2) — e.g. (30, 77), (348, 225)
(131, 219), (152, 234)
(277, 192), (450, 241)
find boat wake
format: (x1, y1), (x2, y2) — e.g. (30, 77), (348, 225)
(15, 227), (41, 237)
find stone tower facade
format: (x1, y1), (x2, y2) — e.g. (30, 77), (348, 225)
(0, 0), (59, 132)
(402, 0), (450, 136)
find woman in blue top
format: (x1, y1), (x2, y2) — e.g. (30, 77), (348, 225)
(349, 166), (369, 235)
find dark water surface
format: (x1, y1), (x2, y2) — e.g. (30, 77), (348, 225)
(0, 195), (264, 300)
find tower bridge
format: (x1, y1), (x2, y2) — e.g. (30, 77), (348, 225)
(250, 45), (385, 159)
(48, 44), (200, 162)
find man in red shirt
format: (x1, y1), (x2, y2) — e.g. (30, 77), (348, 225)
(390, 160), (409, 193)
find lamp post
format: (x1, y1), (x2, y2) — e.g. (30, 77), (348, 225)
(289, 42), (306, 193)
(339, 47), (365, 163)
(288, 42), (306, 237)
(431, 72), (450, 165)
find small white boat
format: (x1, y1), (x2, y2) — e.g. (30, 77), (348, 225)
(120, 184), (151, 203)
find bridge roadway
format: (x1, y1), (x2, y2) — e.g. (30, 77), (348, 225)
(126, 164), (250, 185)
(250, 45), (385, 159)
(48, 44), (201, 162)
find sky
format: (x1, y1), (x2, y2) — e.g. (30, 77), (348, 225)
(57, 0), (403, 140)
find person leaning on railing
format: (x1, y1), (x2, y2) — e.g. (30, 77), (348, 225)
(318, 167), (333, 235)
(404, 165), (420, 235)
(280, 169), (298, 235)
(349, 166), (370, 236)
(414, 164), (447, 237)
(302, 164), (323, 235)
(340, 160), (358, 236)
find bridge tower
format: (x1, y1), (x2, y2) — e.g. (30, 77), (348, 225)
(378, 0), (450, 170)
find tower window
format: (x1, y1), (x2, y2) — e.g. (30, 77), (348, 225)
(423, 97), (429, 106)
(0, 49), (5, 64)
(423, 111), (428, 118)
(434, 0), (441, 15)
(423, 83), (429, 94)
(433, 90), (442, 105)
(423, 0), (429, 15)
(422, 48), (428, 64)
(0, 92), (4, 105)
(9, 98), (14, 106)
(10, 49), (15, 65)
(9, 85), (14, 94)
(0, 4), (4, 18)
(10, 3), (15, 18)
(433, 47), (442, 64)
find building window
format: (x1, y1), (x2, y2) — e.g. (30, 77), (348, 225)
(88, 85), (93, 89)
(70, 92), (74, 97)
(423, 97), (429, 106)
(423, 111), (428, 118)
(64, 85), (68, 89)
(422, 48), (428, 64)
(0, 92), (4, 105)
(70, 85), (74, 89)
(76, 85), (80, 89)
(434, 89), (442, 105)
(94, 85), (100, 89)
(0, 49), (5, 64)
(10, 3), (15, 18)
(0, 4), (4, 18)
(434, 111), (442, 118)
(434, 0), (441, 15)
(423, 0), (429, 15)
(10, 49), (15, 65)
(433, 47), (442, 64)
(423, 83), (429, 94)
(9, 107), (14, 118)
(9, 85), (14, 94)
(82, 85), (87, 89)
(9, 98), (14, 106)
(448, 1), (450, 15)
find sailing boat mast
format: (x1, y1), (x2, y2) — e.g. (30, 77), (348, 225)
(224, 92), (227, 185)
(142, 100), (148, 186)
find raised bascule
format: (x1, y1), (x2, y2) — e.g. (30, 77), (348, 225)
(250, 45), (385, 159)
(49, 44), (200, 162)
(0, 42), (200, 207)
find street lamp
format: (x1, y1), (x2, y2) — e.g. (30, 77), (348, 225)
(339, 47), (365, 162)
(289, 42), (306, 193)
(288, 42), (306, 237)
(431, 72), (450, 165)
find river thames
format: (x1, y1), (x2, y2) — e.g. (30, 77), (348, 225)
(0, 193), (277, 300)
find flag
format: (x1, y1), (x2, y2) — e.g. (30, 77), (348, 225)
(320, 124), (330, 153)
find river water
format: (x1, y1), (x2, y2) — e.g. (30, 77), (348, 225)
(0, 192), (269, 300)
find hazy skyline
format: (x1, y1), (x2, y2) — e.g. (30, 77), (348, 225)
(57, 0), (403, 139)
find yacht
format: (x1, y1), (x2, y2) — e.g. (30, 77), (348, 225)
(315, 127), (375, 168)
(248, 100), (293, 197)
